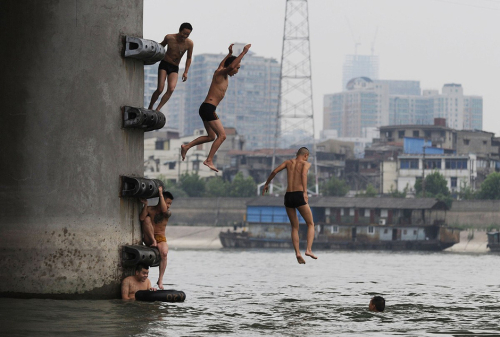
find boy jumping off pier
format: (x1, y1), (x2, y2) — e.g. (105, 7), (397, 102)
(262, 147), (317, 264)
(180, 43), (251, 172)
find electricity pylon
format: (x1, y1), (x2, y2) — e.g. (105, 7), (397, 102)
(271, 0), (318, 195)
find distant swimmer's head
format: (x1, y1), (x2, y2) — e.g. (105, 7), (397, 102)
(135, 264), (149, 282)
(224, 56), (240, 76)
(369, 296), (385, 312)
(178, 22), (193, 40)
(296, 147), (309, 160)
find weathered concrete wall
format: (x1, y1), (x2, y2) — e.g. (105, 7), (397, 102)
(0, 0), (144, 298)
(170, 197), (251, 226)
(447, 200), (500, 228)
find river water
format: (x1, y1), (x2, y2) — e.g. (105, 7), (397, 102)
(1, 250), (499, 336)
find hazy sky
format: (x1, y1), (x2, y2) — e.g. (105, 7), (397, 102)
(144, 0), (500, 136)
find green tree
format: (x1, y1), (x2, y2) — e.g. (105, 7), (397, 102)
(477, 172), (500, 199)
(357, 183), (377, 197)
(179, 172), (205, 197)
(228, 172), (256, 197)
(414, 172), (452, 208)
(388, 184), (408, 198)
(155, 175), (188, 198)
(205, 176), (229, 197)
(458, 181), (476, 200)
(321, 176), (349, 196)
(414, 171), (450, 197)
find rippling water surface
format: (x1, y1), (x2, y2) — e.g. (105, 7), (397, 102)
(1, 250), (500, 336)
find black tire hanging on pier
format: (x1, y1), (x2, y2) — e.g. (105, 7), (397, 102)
(135, 289), (186, 302)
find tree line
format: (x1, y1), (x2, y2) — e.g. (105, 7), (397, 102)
(156, 171), (500, 201)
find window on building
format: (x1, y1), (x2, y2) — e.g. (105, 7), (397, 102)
(381, 209), (388, 217)
(168, 162), (176, 170)
(155, 141), (164, 150)
(424, 159), (441, 169)
(413, 230), (417, 235)
(400, 159), (419, 169)
(349, 208), (355, 216)
(398, 131), (405, 138)
(445, 159), (468, 170)
(451, 177), (457, 188)
(384, 229), (389, 234)
(463, 139), (470, 145)
(192, 161), (199, 171)
(332, 226), (338, 234)
(368, 226), (374, 234)
(483, 140), (488, 145)
(413, 130), (420, 137)
(403, 229), (407, 235)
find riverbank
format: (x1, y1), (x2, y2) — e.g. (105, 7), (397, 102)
(166, 226), (491, 252)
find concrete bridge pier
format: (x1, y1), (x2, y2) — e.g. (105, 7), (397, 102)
(0, 0), (145, 298)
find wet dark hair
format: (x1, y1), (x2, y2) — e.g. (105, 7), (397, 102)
(163, 191), (174, 200)
(372, 296), (385, 312)
(179, 22), (193, 32)
(297, 147), (309, 156)
(135, 264), (149, 273)
(224, 56), (237, 68)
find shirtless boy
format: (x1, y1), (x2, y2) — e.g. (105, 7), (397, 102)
(139, 186), (174, 289)
(180, 43), (251, 172)
(262, 147), (318, 264)
(121, 264), (155, 300)
(148, 22), (194, 111)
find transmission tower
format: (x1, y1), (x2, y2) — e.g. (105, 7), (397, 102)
(271, 0), (318, 194)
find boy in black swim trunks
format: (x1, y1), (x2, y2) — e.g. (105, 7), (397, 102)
(262, 147), (318, 264)
(148, 22), (194, 111)
(180, 43), (251, 172)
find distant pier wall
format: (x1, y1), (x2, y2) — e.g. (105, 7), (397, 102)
(0, 0), (144, 298)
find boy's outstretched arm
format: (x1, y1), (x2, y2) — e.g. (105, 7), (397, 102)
(262, 161), (287, 195)
(217, 44), (234, 70)
(224, 44), (251, 73)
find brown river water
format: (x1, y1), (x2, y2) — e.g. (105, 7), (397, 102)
(1, 250), (499, 336)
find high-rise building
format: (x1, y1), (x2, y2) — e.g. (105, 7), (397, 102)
(324, 79), (483, 139)
(144, 64), (157, 108)
(342, 54), (379, 90)
(160, 44), (280, 150)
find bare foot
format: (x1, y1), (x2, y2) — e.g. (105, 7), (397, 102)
(305, 251), (318, 259)
(203, 160), (219, 172)
(296, 255), (306, 264)
(157, 281), (164, 290)
(180, 145), (188, 161)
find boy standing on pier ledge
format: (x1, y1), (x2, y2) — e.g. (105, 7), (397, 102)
(139, 186), (174, 289)
(180, 43), (251, 172)
(262, 147), (318, 264)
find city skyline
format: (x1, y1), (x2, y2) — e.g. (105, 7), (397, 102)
(144, 0), (500, 138)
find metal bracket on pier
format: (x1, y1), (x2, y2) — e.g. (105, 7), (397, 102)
(123, 106), (166, 132)
(124, 36), (165, 65)
(120, 176), (164, 199)
(122, 245), (161, 267)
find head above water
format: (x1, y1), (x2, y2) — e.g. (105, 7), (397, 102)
(135, 264), (149, 282)
(296, 147), (309, 160)
(369, 296), (385, 312)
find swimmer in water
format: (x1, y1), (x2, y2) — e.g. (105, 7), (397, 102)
(262, 147), (318, 264)
(180, 43), (251, 172)
(121, 264), (156, 300)
(139, 186), (173, 289)
(369, 296), (385, 312)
